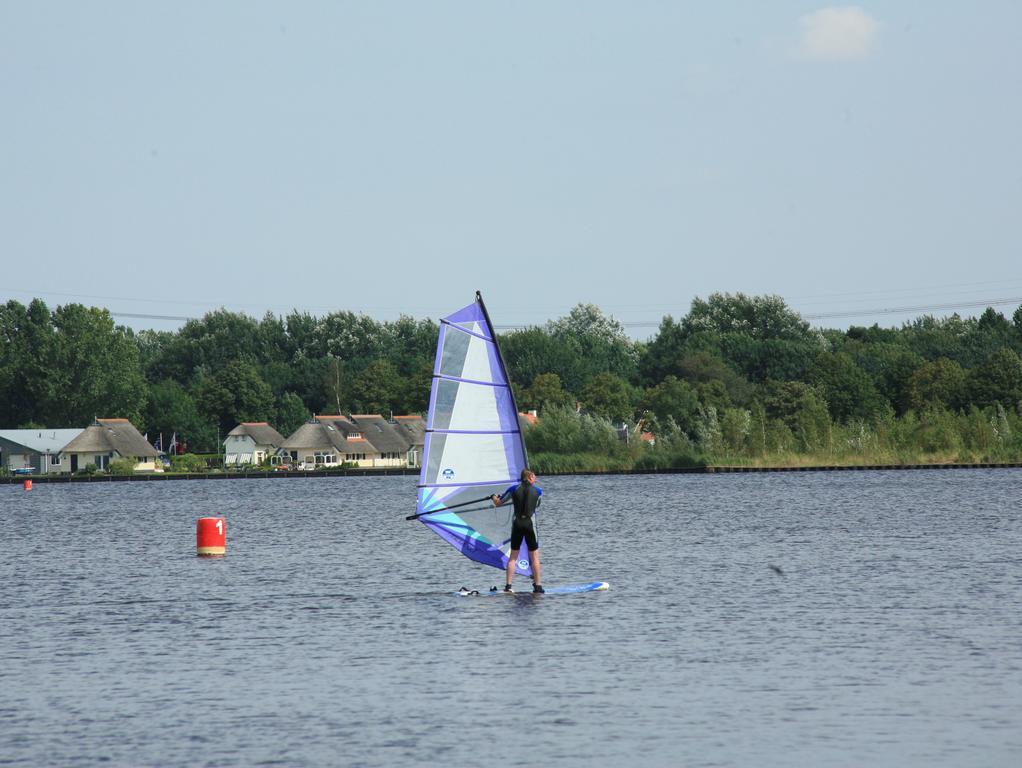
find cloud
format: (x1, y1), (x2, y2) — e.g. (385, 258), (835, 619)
(797, 6), (879, 60)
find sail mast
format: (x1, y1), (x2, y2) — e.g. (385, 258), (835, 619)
(474, 290), (528, 468)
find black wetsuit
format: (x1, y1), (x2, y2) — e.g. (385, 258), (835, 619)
(503, 482), (541, 551)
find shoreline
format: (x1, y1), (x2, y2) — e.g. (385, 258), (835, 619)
(4, 461), (1022, 484)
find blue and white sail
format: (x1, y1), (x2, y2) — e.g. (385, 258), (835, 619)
(411, 292), (532, 575)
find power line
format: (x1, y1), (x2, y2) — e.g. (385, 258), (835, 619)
(22, 295), (1022, 331)
(110, 311), (195, 322)
(801, 297), (1022, 321)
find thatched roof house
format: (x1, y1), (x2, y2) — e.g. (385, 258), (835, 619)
(61, 419), (159, 473)
(224, 422), (285, 466)
(349, 414), (412, 467)
(392, 415), (426, 467)
(279, 415), (380, 468)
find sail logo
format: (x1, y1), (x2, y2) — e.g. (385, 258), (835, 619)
(517, 558), (529, 570)
(442, 468), (455, 480)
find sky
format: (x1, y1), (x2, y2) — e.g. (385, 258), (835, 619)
(1, 2), (1020, 339)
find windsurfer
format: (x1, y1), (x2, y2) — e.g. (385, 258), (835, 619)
(491, 468), (544, 593)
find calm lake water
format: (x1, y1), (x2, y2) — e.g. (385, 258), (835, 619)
(2, 470), (1021, 767)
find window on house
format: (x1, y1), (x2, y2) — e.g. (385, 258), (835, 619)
(50, 455), (61, 466)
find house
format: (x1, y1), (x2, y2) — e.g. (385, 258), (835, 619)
(224, 422), (285, 466)
(60, 419), (160, 472)
(392, 415), (426, 468)
(0, 429), (84, 475)
(349, 414), (412, 468)
(278, 415), (381, 469)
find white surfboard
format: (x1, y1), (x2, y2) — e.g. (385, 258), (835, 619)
(456, 581), (610, 597)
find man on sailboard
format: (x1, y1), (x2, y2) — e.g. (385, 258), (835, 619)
(491, 468), (544, 593)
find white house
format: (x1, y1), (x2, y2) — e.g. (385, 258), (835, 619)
(224, 422), (285, 466)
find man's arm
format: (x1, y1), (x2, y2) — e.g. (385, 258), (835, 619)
(491, 484), (515, 506)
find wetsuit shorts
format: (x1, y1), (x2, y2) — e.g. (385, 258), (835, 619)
(510, 516), (539, 551)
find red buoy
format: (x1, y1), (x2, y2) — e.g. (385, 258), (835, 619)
(196, 517), (226, 556)
(23, 480), (32, 491)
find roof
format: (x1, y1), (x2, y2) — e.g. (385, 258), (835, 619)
(392, 415), (426, 447)
(280, 420), (380, 455)
(0, 429), (84, 453)
(227, 422), (285, 447)
(62, 419), (159, 458)
(313, 414), (362, 433)
(349, 414), (412, 454)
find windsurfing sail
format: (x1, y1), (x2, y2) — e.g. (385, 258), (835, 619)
(408, 291), (533, 575)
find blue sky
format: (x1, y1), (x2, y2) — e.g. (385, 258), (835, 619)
(2, 2), (1020, 337)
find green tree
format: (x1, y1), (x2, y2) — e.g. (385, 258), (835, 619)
(695, 406), (724, 455)
(640, 375), (701, 438)
(762, 381), (831, 451)
(808, 351), (884, 423)
(196, 360), (274, 436)
(144, 379), (214, 451)
(0, 299), (56, 426)
(321, 357), (351, 415)
(638, 315), (686, 384)
(547, 303), (639, 384)
(525, 405), (622, 456)
(352, 358), (403, 415)
(901, 314), (973, 366)
(748, 401), (768, 456)
(907, 358), (966, 412)
(275, 392), (310, 438)
(719, 407), (752, 454)
(379, 315), (438, 377)
(580, 372), (634, 423)
(48, 304), (148, 426)
(849, 342), (924, 415)
(677, 352), (754, 406)
(501, 327), (585, 392)
(967, 347), (1022, 409)
(682, 293), (815, 341)
(284, 311), (325, 358)
(0, 300), (149, 427)
(151, 310), (263, 382)
(519, 373), (573, 413)
(399, 359), (433, 414)
(320, 311), (384, 366)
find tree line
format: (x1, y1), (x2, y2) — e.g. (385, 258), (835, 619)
(2, 294), (1022, 466)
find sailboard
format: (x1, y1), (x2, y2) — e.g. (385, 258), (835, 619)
(456, 582), (610, 597)
(406, 291), (535, 576)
